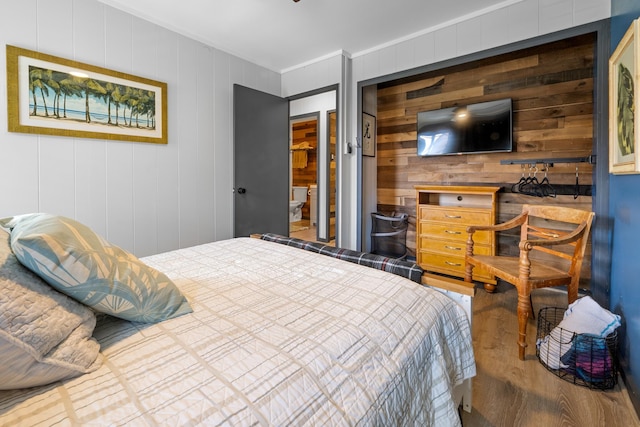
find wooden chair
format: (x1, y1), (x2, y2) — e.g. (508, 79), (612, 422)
(464, 204), (595, 360)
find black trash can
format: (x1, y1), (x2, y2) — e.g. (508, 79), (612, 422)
(370, 212), (409, 259)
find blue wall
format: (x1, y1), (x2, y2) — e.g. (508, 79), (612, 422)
(611, 0), (640, 412)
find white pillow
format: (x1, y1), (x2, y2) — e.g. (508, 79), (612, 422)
(1, 213), (192, 323)
(0, 228), (102, 390)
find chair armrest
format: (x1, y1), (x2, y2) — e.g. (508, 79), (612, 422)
(519, 221), (589, 251)
(466, 212), (529, 258)
(466, 211), (528, 234)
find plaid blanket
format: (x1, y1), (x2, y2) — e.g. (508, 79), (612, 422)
(260, 233), (423, 283)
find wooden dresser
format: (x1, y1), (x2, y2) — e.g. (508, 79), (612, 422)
(416, 185), (500, 284)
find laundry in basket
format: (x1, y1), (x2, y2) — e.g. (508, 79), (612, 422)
(536, 296), (620, 388)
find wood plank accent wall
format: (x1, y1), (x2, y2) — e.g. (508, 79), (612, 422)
(375, 33), (596, 285)
(292, 119), (317, 220)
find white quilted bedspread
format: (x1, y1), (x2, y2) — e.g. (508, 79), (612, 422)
(0, 238), (475, 426)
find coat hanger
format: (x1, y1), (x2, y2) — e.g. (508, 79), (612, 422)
(539, 163), (557, 198)
(512, 163), (558, 198)
(520, 164), (542, 197)
(512, 164), (528, 193)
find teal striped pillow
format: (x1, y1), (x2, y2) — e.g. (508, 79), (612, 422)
(0, 214), (192, 323)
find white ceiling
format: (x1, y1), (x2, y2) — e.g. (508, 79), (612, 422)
(98, 0), (521, 72)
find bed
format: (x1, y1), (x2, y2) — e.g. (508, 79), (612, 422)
(0, 214), (475, 426)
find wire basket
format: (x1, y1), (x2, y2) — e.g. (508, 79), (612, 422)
(370, 212), (408, 259)
(536, 307), (618, 390)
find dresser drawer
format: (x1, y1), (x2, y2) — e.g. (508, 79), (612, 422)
(418, 251), (493, 280)
(419, 222), (492, 244)
(419, 206), (491, 225)
(419, 251), (465, 274)
(420, 238), (492, 256)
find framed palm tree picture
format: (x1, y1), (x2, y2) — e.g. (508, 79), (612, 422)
(6, 45), (167, 144)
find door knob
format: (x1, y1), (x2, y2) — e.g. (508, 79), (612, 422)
(237, 187), (246, 194)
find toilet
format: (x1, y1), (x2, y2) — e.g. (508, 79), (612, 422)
(289, 186), (307, 222)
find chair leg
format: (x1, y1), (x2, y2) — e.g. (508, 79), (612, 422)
(567, 281), (579, 304)
(464, 262), (473, 283)
(517, 290), (530, 360)
(529, 293), (535, 319)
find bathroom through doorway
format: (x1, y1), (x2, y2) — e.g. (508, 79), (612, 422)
(289, 89), (337, 246)
(290, 114), (318, 239)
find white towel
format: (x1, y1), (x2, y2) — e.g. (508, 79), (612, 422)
(537, 326), (573, 369)
(559, 296), (620, 337)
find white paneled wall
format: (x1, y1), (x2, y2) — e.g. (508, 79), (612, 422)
(282, 0), (610, 250)
(352, 0), (611, 83)
(281, 53), (343, 98)
(0, 0), (280, 257)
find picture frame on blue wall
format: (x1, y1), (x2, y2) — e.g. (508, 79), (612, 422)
(609, 19), (640, 174)
(6, 45), (168, 144)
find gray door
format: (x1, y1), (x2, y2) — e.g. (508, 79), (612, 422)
(233, 84), (289, 237)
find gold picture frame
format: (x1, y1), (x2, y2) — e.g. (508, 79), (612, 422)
(6, 45), (168, 144)
(362, 112), (376, 157)
(609, 19), (639, 174)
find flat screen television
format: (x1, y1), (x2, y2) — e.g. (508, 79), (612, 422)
(416, 98), (513, 157)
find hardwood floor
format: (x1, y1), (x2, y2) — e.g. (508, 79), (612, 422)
(461, 282), (640, 427)
(290, 220), (335, 246)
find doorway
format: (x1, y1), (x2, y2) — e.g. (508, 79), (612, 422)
(289, 114), (319, 238)
(327, 110), (337, 241)
(233, 84), (338, 244)
(289, 89), (337, 244)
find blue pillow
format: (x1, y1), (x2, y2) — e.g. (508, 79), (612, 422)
(0, 214), (192, 323)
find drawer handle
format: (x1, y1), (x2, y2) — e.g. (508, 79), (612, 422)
(445, 230), (461, 235)
(445, 261), (462, 267)
(445, 245), (462, 251)
(445, 214), (462, 219)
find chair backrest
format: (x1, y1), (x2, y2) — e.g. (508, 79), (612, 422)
(520, 204), (595, 279)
